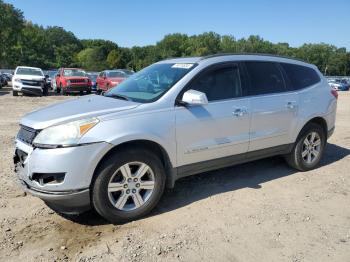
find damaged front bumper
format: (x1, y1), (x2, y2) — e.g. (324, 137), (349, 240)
(13, 139), (113, 214)
(19, 179), (91, 214)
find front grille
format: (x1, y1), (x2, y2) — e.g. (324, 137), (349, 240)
(17, 125), (39, 145)
(70, 79), (85, 83)
(21, 79), (43, 86)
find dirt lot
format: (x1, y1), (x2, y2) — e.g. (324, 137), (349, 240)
(0, 86), (349, 262)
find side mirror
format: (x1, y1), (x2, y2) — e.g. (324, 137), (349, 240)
(181, 89), (208, 106)
(45, 74), (49, 78)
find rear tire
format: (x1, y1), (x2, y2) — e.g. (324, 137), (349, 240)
(285, 123), (326, 171)
(92, 148), (166, 224)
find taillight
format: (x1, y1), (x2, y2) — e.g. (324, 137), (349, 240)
(331, 89), (338, 99)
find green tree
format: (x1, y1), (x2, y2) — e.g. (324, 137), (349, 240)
(186, 32), (221, 56)
(106, 49), (120, 69)
(220, 35), (237, 53)
(157, 33), (189, 58)
(77, 47), (108, 71)
(0, 0), (24, 68)
(46, 26), (82, 67)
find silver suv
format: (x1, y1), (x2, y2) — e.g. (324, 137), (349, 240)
(14, 54), (337, 223)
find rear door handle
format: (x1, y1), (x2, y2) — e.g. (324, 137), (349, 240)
(286, 101), (297, 109)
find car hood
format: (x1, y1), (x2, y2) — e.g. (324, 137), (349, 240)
(15, 74), (45, 81)
(21, 95), (140, 130)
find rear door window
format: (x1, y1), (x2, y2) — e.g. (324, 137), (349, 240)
(280, 63), (320, 90)
(245, 61), (286, 96)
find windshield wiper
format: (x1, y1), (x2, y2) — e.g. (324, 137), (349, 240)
(105, 93), (131, 101)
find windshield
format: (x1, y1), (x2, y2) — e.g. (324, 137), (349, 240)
(16, 68), (43, 76)
(88, 74), (98, 81)
(107, 71), (125, 78)
(63, 69), (86, 77)
(119, 69), (134, 76)
(105, 63), (196, 103)
(47, 71), (57, 78)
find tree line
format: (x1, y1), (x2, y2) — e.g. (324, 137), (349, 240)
(1, 0), (349, 75)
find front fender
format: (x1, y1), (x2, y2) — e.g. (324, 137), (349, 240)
(79, 110), (177, 167)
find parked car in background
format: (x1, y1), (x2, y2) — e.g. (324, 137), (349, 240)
(339, 79), (350, 89)
(1, 72), (12, 83)
(0, 74), (7, 88)
(87, 72), (98, 93)
(3, 72), (13, 82)
(55, 68), (92, 95)
(328, 80), (349, 91)
(14, 54), (337, 224)
(96, 70), (129, 93)
(12, 66), (48, 96)
(45, 70), (58, 90)
(117, 69), (134, 77)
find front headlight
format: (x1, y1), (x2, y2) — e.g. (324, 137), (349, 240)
(33, 118), (99, 148)
(66, 80), (71, 85)
(14, 78), (22, 83)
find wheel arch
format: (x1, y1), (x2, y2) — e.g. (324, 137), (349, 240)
(296, 116), (328, 141)
(91, 139), (176, 190)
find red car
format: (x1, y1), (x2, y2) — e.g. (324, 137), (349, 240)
(96, 70), (129, 93)
(55, 68), (92, 95)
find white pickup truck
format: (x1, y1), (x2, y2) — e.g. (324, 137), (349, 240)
(12, 66), (48, 96)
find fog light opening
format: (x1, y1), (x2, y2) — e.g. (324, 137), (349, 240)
(31, 172), (65, 186)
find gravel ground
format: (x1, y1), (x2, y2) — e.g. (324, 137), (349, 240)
(0, 86), (349, 262)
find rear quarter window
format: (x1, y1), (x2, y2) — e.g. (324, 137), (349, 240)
(280, 63), (320, 90)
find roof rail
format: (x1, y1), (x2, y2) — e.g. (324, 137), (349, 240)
(200, 53), (308, 63)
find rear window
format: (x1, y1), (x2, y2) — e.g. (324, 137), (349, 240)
(245, 62), (286, 95)
(280, 63), (320, 90)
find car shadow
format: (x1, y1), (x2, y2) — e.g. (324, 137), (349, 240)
(67, 143), (350, 226)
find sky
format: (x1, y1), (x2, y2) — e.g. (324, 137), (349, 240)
(5, 0), (350, 50)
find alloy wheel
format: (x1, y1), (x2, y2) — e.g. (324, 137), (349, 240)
(107, 162), (155, 211)
(301, 131), (321, 164)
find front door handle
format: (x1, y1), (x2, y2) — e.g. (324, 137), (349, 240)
(232, 108), (248, 117)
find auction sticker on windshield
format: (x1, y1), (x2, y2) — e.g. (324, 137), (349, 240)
(171, 63), (194, 69)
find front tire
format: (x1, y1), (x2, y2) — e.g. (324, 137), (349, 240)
(42, 84), (48, 96)
(92, 148), (166, 224)
(13, 90), (18, 96)
(285, 123), (326, 171)
(60, 85), (67, 96)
